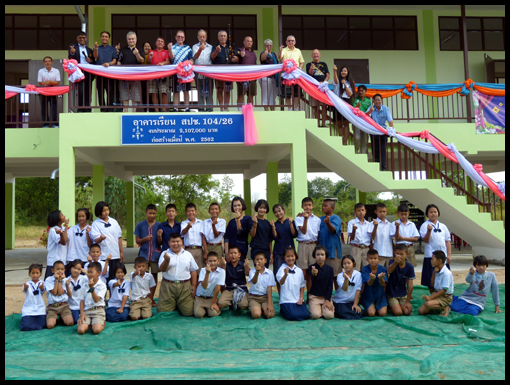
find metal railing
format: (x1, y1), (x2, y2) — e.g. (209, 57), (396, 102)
(5, 88), (63, 128)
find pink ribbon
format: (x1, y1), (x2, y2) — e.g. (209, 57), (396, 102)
(473, 164), (483, 173)
(242, 104), (259, 146)
(25, 84), (37, 92)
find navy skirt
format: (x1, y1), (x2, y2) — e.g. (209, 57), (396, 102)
(106, 307), (130, 323)
(20, 315), (46, 331)
(280, 303), (309, 321)
(421, 259), (451, 289)
(334, 302), (362, 320)
(450, 296), (482, 316)
(71, 309), (81, 324)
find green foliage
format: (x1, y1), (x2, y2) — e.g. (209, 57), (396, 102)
(15, 177), (59, 226)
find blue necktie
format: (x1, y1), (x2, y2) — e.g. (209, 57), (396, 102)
(73, 284), (81, 291)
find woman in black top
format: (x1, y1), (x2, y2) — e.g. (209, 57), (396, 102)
(250, 199), (274, 269)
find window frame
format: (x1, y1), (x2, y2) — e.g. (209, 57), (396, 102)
(439, 16), (505, 52)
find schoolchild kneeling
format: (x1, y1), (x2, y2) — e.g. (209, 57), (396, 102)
(65, 259), (89, 324)
(248, 251), (275, 319)
(217, 246), (250, 311)
(45, 260), (74, 329)
(332, 255), (363, 320)
(129, 257), (156, 321)
(77, 262), (107, 335)
(106, 263), (131, 322)
(194, 252), (225, 318)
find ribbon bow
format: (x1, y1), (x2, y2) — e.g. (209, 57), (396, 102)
(104, 223), (112, 228)
(353, 107), (363, 117)
(25, 84), (37, 92)
(32, 290), (40, 295)
(420, 130), (430, 140)
(473, 164), (483, 173)
(318, 81), (330, 93)
(176, 60), (195, 84)
(288, 269), (296, 274)
(63, 59), (85, 83)
(348, 281), (355, 287)
(446, 143), (457, 153)
(460, 79), (475, 96)
(73, 285), (82, 291)
(75, 232), (84, 237)
(401, 81), (416, 99)
(118, 288), (125, 294)
(281, 59), (300, 85)
(387, 127), (397, 137)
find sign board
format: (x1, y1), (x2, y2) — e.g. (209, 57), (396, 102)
(121, 114), (245, 145)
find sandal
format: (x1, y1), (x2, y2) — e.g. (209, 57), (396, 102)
(439, 306), (450, 317)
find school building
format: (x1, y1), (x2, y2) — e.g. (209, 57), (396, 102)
(4, 5), (505, 261)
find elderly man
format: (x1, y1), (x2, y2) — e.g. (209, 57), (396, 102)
(117, 31), (144, 112)
(278, 35), (304, 111)
(306, 49), (330, 122)
(68, 31), (95, 112)
(234, 36), (257, 110)
(192, 29), (214, 111)
(93, 31), (118, 112)
(168, 30), (194, 112)
(147, 37), (171, 112)
(259, 39), (278, 111)
(211, 30), (234, 111)
(37, 56), (61, 127)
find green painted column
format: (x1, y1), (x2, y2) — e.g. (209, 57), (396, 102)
(261, 7), (275, 44)
(422, 10), (439, 123)
(290, 142), (308, 218)
(59, 145), (76, 227)
(244, 179), (252, 215)
(356, 190), (367, 204)
(5, 178), (15, 250)
(126, 181), (135, 248)
(266, 162), (279, 221)
(92, 165), (105, 214)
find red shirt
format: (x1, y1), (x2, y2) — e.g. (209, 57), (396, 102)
(149, 49), (170, 65)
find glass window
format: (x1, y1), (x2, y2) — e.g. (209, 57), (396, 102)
(326, 29), (349, 50)
(483, 17), (503, 30)
(439, 16), (505, 51)
(5, 14), (12, 28)
(39, 15), (62, 28)
(326, 16), (347, 29)
(303, 29), (326, 50)
(466, 18), (482, 30)
(350, 30), (371, 50)
(161, 15), (184, 28)
(234, 16), (256, 29)
(14, 15), (37, 28)
(14, 30), (38, 50)
(439, 17), (459, 30)
(395, 17), (416, 30)
(137, 15), (159, 29)
(112, 15), (136, 28)
(283, 16), (302, 29)
(39, 30), (63, 50)
(395, 30), (417, 50)
(5, 30), (13, 50)
(349, 17), (370, 30)
(484, 31), (505, 51)
(373, 31), (394, 50)
(209, 16), (232, 29)
(372, 17), (393, 30)
(186, 15), (209, 29)
(440, 30), (461, 51)
(303, 16), (324, 29)
(467, 30), (483, 51)
(64, 15), (80, 28)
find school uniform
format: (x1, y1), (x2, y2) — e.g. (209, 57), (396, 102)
(390, 219), (420, 267)
(332, 270), (363, 320)
(419, 220), (451, 288)
(224, 216), (253, 262)
(200, 218), (227, 259)
(20, 280), (46, 331)
(134, 220), (161, 273)
(84, 259), (108, 284)
(432, 265), (454, 308)
(307, 263), (335, 320)
(347, 217), (372, 271)
(107, 279), (131, 322)
(218, 261), (249, 310)
(129, 271), (156, 320)
(157, 248), (199, 316)
(272, 219), (297, 281)
(65, 274), (89, 323)
(157, 220), (182, 251)
(181, 219), (205, 268)
(368, 218), (393, 268)
(276, 264), (309, 321)
(45, 276), (72, 321)
(194, 267), (226, 318)
(294, 214), (321, 270)
(386, 260), (416, 307)
(451, 271), (500, 316)
(360, 265), (389, 311)
(45, 225), (67, 279)
(66, 224), (92, 275)
(250, 219), (274, 268)
(90, 217), (123, 283)
(248, 268), (275, 315)
(318, 214), (343, 276)
(79, 279), (107, 326)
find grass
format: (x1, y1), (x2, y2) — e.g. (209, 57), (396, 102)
(15, 225), (46, 241)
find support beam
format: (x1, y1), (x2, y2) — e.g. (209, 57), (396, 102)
(126, 181), (135, 248)
(460, 5), (473, 123)
(58, 145), (76, 227)
(356, 190), (367, 204)
(244, 179), (252, 215)
(5, 179), (15, 250)
(290, 142), (308, 219)
(92, 165), (105, 213)
(266, 162), (279, 221)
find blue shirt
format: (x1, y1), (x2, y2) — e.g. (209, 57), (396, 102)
(250, 218), (274, 251)
(273, 219), (297, 256)
(368, 104), (393, 129)
(134, 220), (161, 262)
(318, 215), (342, 259)
(171, 44), (193, 64)
(386, 260), (416, 298)
(224, 216), (253, 254)
(361, 264), (388, 305)
(225, 261), (248, 289)
(308, 263), (334, 300)
(96, 44), (118, 65)
(157, 220), (181, 251)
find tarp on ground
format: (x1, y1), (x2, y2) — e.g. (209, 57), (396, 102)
(5, 284), (505, 380)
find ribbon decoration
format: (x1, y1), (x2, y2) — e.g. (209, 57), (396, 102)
(281, 59), (300, 85)
(176, 60), (195, 84)
(5, 85), (70, 100)
(242, 104), (259, 146)
(63, 59), (85, 83)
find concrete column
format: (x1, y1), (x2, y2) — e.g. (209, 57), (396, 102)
(126, 180), (135, 248)
(58, 145), (76, 226)
(243, 179), (252, 215)
(266, 162), (279, 221)
(290, 142), (308, 218)
(5, 176), (15, 250)
(92, 165), (105, 213)
(356, 190), (367, 204)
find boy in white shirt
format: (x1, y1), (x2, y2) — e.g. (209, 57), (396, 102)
(347, 203), (372, 271)
(45, 260), (74, 329)
(84, 243), (110, 284)
(294, 197), (321, 281)
(369, 203), (393, 269)
(248, 252), (276, 319)
(390, 204), (420, 267)
(194, 252), (226, 318)
(419, 251), (454, 317)
(201, 202), (226, 260)
(129, 257), (156, 321)
(181, 203), (205, 268)
(78, 262), (107, 335)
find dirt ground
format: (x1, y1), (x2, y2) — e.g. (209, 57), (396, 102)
(5, 269), (505, 316)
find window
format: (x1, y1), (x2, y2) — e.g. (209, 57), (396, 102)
(282, 15), (418, 50)
(112, 14), (258, 50)
(439, 16), (505, 51)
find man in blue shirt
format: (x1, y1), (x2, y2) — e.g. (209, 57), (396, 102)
(93, 31), (118, 112)
(366, 94), (394, 171)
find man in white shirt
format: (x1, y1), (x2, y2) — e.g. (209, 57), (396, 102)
(192, 29), (214, 111)
(37, 56), (61, 127)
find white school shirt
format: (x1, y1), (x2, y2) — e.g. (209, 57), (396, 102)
(65, 275), (89, 311)
(200, 218), (226, 244)
(130, 272), (156, 301)
(181, 219), (204, 247)
(80, 279), (107, 310)
(276, 264), (305, 304)
(390, 219), (420, 245)
(419, 220), (451, 259)
(66, 224), (91, 262)
(159, 248), (199, 281)
(37, 67), (61, 83)
(46, 225), (67, 267)
(347, 217), (372, 246)
(332, 270), (362, 304)
(90, 217), (122, 260)
(248, 268), (276, 295)
(108, 279), (131, 308)
(368, 218), (393, 257)
(434, 265), (454, 295)
(84, 260), (108, 284)
(21, 280), (46, 316)
(45, 276), (69, 304)
(294, 214), (321, 242)
(196, 267), (226, 297)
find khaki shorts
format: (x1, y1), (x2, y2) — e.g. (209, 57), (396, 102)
(309, 294), (334, 320)
(157, 279), (194, 316)
(296, 242), (317, 270)
(324, 252), (342, 276)
(248, 294), (269, 312)
(350, 245), (369, 271)
(388, 295), (408, 307)
(402, 244), (417, 267)
(187, 247), (205, 269)
(82, 308), (106, 326)
(378, 257), (392, 269)
(129, 296), (153, 319)
(121, 81), (141, 102)
(149, 77), (169, 94)
(149, 261), (160, 274)
(236, 80), (257, 97)
(433, 293), (453, 308)
(205, 244), (224, 260)
(218, 289), (249, 309)
(46, 303), (72, 320)
(194, 296), (221, 318)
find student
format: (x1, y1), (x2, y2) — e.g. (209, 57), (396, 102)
(271, 204), (297, 293)
(368, 203), (393, 269)
(277, 247), (309, 321)
(224, 197), (253, 263)
(419, 250), (454, 317)
(347, 203), (372, 271)
(45, 260), (74, 329)
(250, 199), (274, 269)
(65, 259), (89, 324)
(332, 255), (363, 320)
(157, 204), (181, 252)
(419, 204), (452, 293)
(129, 257), (156, 321)
(308, 246), (335, 320)
(106, 263), (131, 323)
(66, 208), (93, 276)
(361, 249), (388, 317)
(351, 84), (371, 154)
(201, 202), (227, 261)
(318, 198), (343, 289)
(181, 203), (205, 268)
(134, 204), (161, 306)
(450, 255), (502, 316)
(90, 201), (124, 284)
(78, 262), (107, 335)
(248, 251), (275, 319)
(157, 232), (199, 316)
(84, 244), (110, 285)
(45, 210), (70, 280)
(386, 245), (415, 316)
(390, 204), (420, 267)
(194, 252), (226, 318)
(20, 264), (46, 331)
(218, 246), (251, 311)
(294, 197), (321, 282)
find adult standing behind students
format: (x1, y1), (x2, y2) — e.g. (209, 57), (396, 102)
(192, 29), (214, 112)
(168, 30), (194, 112)
(333, 65), (355, 138)
(259, 39), (279, 111)
(147, 37), (170, 113)
(224, 196), (253, 264)
(93, 31), (118, 112)
(278, 35), (305, 111)
(366, 93), (393, 171)
(117, 32), (144, 113)
(68, 31), (95, 112)
(211, 30), (234, 111)
(234, 36), (257, 110)
(306, 49), (330, 122)
(37, 56), (60, 127)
